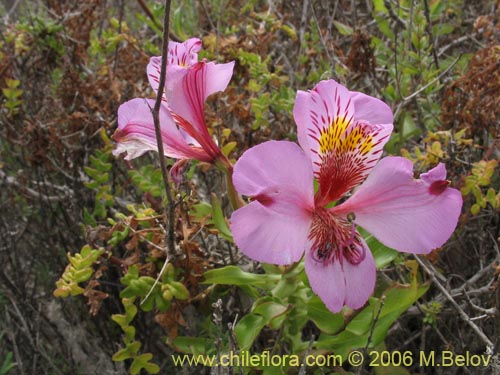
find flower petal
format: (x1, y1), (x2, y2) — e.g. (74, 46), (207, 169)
(232, 140), (314, 215)
(294, 79), (354, 170)
(420, 162), (447, 184)
(231, 201), (311, 265)
(305, 246), (346, 313)
(168, 38), (202, 67)
(147, 38), (202, 95)
(351, 91), (394, 125)
(342, 239), (376, 309)
(294, 80), (393, 204)
(305, 238), (375, 313)
(334, 157), (463, 254)
(113, 98), (210, 161)
(169, 61), (235, 136)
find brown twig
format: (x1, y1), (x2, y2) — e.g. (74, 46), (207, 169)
(136, 0), (162, 30)
(151, 0), (176, 260)
(422, 0), (440, 70)
(415, 255), (493, 348)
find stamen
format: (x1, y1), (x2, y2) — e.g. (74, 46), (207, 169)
(309, 209), (365, 267)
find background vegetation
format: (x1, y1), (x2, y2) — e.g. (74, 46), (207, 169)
(0, 0), (499, 374)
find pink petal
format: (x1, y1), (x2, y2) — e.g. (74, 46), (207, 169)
(315, 120), (393, 204)
(232, 140), (314, 215)
(333, 157), (463, 254)
(231, 201), (311, 265)
(170, 159), (189, 184)
(205, 61), (235, 99)
(305, 239), (375, 313)
(230, 140), (315, 265)
(342, 239), (376, 309)
(169, 61), (235, 136)
(351, 91), (394, 125)
(113, 98), (210, 161)
(305, 248), (346, 313)
(168, 38), (202, 67)
(293, 80), (393, 204)
(420, 162), (447, 184)
(147, 38), (202, 95)
(293, 79), (355, 171)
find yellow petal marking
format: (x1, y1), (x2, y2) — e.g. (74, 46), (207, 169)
(318, 117), (374, 155)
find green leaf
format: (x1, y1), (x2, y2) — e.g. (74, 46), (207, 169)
(210, 194), (233, 241)
(332, 21), (353, 36)
(307, 296), (344, 334)
(271, 278), (298, 299)
(0, 351), (15, 375)
(112, 341), (141, 361)
(345, 299), (376, 335)
(252, 298), (290, 329)
(401, 113), (420, 140)
(234, 313), (266, 350)
(130, 353), (159, 375)
(190, 202), (212, 219)
(172, 336), (213, 355)
(372, 0), (388, 13)
(366, 235), (398, 269)
(222, 141), (237, 157)
(317, 282), (429, 359)
(202, 266), (280, 286)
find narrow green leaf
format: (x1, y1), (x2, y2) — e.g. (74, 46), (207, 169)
(332, 21), (353, 36)
(172, 336), (213, 355)
(202, 265), (280, 286)
(210, 193), (233, 241)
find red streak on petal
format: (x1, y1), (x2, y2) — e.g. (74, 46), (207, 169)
(112, 129), (124, 141)
(254, 194), (274, 207)
(429, 180), (449, 195)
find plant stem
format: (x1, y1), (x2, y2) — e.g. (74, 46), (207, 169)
(152, 0), (176, 258)
(223, 164), (244, 210)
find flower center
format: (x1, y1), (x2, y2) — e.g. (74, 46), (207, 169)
(308, 208), (366, 266)
(314, 121), (385, 206)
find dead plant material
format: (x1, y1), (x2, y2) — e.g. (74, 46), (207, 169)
(441, 45), (500, 138)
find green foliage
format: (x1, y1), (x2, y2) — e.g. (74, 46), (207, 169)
(54, 245), (105, 297)
(112, 298), (160, 375)
(190, 196), (235, 241)
(83, 129), (114, 225)
(461, 160), (499, 215)
(238, 51), (295, 131)
(371, 0), (462, 148)
(182, 259), (428, 372)
(0, 334), (16, 375)
(89, 18), (136, 59)
(119, 263), (189, 313)
(422, 301), (442, 327)
(171, 0), (198, 41)
(316, 282), (429, 361)
(1, 79), (23, 116)
(16, 16), (65, 56)
(112, 261), (191, 373)
(32, 0), (490, 373)
(401, 129), (472, 170)
(128, 165), (164, 198)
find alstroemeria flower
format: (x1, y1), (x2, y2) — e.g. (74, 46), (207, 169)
(113, 37), (235, 166)
(230, 80), (462, 313)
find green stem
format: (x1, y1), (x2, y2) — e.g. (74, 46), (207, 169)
(224, 165), (244, 210)
(214, 156), (244, 210)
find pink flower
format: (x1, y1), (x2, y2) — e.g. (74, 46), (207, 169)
(230, 80), (462, 313)
(113, 38), (234, 165)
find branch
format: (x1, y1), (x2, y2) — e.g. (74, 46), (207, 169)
(151, 0), (175, 258)
(414, 255), (493, 348)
